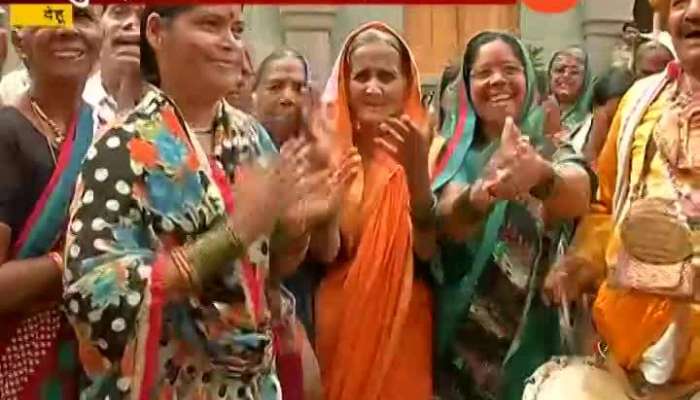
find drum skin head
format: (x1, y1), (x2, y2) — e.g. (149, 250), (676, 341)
(524, 358), (629, 400)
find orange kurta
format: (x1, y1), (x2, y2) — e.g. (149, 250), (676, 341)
(315, 22), (433, 400)
(569, 73), (700, 383)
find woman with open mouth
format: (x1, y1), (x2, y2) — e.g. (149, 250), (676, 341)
(429, 31), (593, 400)
(538, 0), (700, 398)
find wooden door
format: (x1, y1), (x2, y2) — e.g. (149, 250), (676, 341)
(404, 4), (520, 80)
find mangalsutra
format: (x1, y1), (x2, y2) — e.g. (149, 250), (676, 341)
(190, 125), (217, 155)
(29, 97), (66, 146)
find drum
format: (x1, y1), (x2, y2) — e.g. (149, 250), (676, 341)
(522, 357), (629, 400)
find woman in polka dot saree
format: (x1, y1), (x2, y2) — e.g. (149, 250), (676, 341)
(62, 5), (312, 400)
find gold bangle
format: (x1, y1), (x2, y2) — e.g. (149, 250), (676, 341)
(223, 220), (245, 254)
(48, 251), (64, 275)
(171, 247), (199, 292)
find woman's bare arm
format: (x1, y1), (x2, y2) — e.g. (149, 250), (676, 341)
(0, 223), (62, 314)
(541, 162), (592, 222)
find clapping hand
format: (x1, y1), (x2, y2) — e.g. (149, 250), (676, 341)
(375, 114), (433, 185)
(485, 117), (551, 201)
(231, 162), (288, 245)
(302, 147), (361, 229)
(542, 95), (562, 137)
(275, 136), (314, 240)
(375, 113), (436, 217)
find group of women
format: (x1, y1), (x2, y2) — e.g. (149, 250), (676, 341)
(0, 3), (684, 400)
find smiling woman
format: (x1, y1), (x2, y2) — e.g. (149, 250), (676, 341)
(61, 4), (308, 399)
(430, 31), (592, 400)
(547, 46), (594, 133)
(0, 6), (101, 399)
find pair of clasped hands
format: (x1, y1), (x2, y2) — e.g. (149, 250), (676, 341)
(232, 119), (359, 245)
(228, 103), (435, 246)
(459, 116), (552, 214)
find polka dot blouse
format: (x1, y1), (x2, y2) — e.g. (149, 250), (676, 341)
(62, 88), (282, 400)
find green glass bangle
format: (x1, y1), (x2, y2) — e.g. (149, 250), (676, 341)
(183, 219), (245, 287)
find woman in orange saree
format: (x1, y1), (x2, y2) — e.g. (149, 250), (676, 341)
(315, 21), (435, 400)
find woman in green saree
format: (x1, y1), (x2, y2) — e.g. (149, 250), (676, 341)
(546, 46), (595, 135)
(430, 31), (594, 400)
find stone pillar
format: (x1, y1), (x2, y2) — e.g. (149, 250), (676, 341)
(279, 6), (337, 89)
(520, 2), (583, 63)
(244, 6), (284, 66)
(582, 0), (635, 74)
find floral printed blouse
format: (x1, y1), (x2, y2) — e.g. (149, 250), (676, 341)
(62, 88), (281, 400)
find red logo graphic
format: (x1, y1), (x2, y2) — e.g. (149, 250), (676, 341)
(523, 0), (577, 13)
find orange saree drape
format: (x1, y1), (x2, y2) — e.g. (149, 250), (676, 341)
(315, 22), (433, 400)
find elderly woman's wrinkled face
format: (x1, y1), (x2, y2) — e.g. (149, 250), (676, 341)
(254, 56), (308, 145)
(347, 36), (407, 128)
(469, 39), (527, 129)
(15, 7), (101, 82)
(549, 51), (585, 106)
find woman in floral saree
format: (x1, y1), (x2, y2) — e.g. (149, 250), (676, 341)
(62, 5), (326, 399)
(430, 31), (593, 400)
(0, 9), (101, 399)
